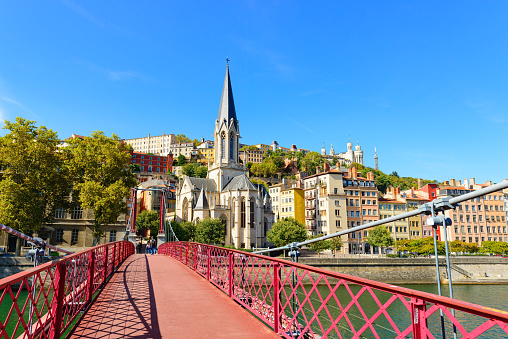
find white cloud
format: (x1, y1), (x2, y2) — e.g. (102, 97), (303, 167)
(75, 59), (150, 82)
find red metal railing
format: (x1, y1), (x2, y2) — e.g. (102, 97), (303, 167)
(159, 242), (508, 339)
(0, 241), (134, 339)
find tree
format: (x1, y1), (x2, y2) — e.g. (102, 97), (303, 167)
(168, 220), (195, 241)
(308, 234), (331, 256)
(0, 118), (71, 255)
(329, 236), (343, 256)
(480, 241), (508, 255)
(65, 131), (136, 244)
(182, 162), (207, 178)
(175, 134), (192, 143)
(176, 154), (187, 166)
(300, 151), (324, 175)
(396, 239), (413, 252)
(130, 163), (140, 172)
(135, 210), (160, 236)
(240, 145), (258, 151)
(366, 225), (394, 256)
(411, 237), (446, 256)
(267, 217), (307, 248)
(195, 218), (225, 244)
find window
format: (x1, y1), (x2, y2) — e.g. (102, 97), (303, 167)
(71, 230), (79, 244)
(56, 229), (64, 242)
(240, 198), (246, 228)
(71, 206), (83, 220)
(109, 231), (117, 243)
(55, 208), (66, 219)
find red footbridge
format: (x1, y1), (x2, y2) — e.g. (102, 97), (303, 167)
(1, 241), (508, 339)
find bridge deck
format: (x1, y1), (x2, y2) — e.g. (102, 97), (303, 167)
(69, 254), (277, 338)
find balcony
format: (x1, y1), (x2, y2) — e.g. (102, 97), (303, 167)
(305, 203), (316, 209)
(305, 212), (316, 220)
(305, 194), (316, 200)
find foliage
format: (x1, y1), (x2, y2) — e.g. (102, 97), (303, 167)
(480, 241), (508, 255)
(176, 154), (187, 166)
(130, 163), (140, 172)
(266, 217), (307, 248)
(175, 134), (192, 143)
(65, 131), (136, 244)
(250, 178), (268, 190)
(135, 210), (160, 236)
(182, 162), (207, 178)
(240, 145), (258, 151)
(300, 151), (324, 175)
(168, 220), (196, 241)
(329, 236), (343, 254)
(0, 118), (71, 254)
(396, 237), (446, 255)
(307, 234), (332, 255)
(195, 218), (225, 244)
(366, 225), (394, 255)
(251, 161), (278, 178)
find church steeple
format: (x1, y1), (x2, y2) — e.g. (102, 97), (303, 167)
(217, 61), (238, 130)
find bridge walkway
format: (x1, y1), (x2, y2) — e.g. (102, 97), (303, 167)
(68, 254), (277, 338)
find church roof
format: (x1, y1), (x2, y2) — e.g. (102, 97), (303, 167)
(187, 177), (217, 192)
(217, 65), (238, 130)
(222, 173), (256, 191)
(194, 187), (209, 210)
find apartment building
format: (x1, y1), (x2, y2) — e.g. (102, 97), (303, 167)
(169, 142), (196, 159)
(130, 151), (173, 175)
(197, 140), (214, 164)
(342, 167), (379, 254)
(438, 181), (507, 245)
(280, 187), (305, 224)
(239, 149), (264, 164)
(303, 166), (347, 252)
(379, 197), (410, 243)
(269, 183), (284, 219)
(124, 133), (175, 155)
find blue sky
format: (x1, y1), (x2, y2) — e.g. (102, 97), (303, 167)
(1, 1), (507, 184)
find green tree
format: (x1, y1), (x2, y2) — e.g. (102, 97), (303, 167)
(480, 241), (508, 255)
(130, 163), (140, 172)
(396, 239), (413, 252)
(240, 145), (258, 151)
(0, 118), (71, 255)
(411, 237), (446, 255)
(175, 134), (192, 143)
(182, 162), (207, 178)
(366, 225), (394, 256)
(135, 210), (160, 236)
(307, 234), (331, 256)
(168, 220), (195, 241)
(65, 131), (136, 245)
(195, 218), (225, 244)
(177, 154), (187, 166)
(300, 151), (324, 175)
(267, 217), (307, 248)
(195, 165), (208, 178)
(329, 236), (343, 256)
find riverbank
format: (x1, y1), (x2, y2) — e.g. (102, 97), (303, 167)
(297, 256), (508, 284)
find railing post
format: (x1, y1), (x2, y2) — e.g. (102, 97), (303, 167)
(273, 262), (280, 334)
(228, 252), (234, 298)
(103, 245), (109, 285)
(194, 245), (198, 271)
(50, 261), (67, 339)
(411, 297), (427, 339)
(185, 244), (189, 266)
(113, 243), (117, 270)
(87, 251), (96, 304)
(207, 247), (211, 281)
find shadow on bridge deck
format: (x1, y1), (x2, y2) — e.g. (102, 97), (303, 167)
(68, 254), (277, 338)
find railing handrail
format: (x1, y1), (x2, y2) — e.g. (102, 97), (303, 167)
(0, 242), (121, 289)
(167, 241), (508, 324)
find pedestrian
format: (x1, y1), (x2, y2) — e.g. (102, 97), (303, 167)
(146, 240), (151, 255)
(151, 237), (157, 255)
(137, 240), (142, 254)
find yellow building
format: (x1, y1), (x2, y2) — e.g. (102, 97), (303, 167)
(198, 148), (215, 164)
(378, 198), (410, 242)
(255, 144), (270, 153)
(280, 187), (305, 224)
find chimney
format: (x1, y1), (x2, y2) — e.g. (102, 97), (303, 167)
(470, 178), (476, 186)
(336, 162), (341, 169)
(324, 163), (330, 172)
(417, 178), (423, 189)
(316, 166), (322, 174)
(450, 178), (456, 187)
(351, 166), (358, 179)
(457, 180), (461, 186)
(391, 187), (396, 198)
(443, 181), (449, 186)
(396, 187), (400, 196)
(486, 180), (492, 186)
(348, 167), (352, 178)
(367, 171), (374, 181)
(464, 179), (469, 188)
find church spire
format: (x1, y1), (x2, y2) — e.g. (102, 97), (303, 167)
(217, 61), (238, 130)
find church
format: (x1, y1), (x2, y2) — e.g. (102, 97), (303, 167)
(175, 64), (275, 249)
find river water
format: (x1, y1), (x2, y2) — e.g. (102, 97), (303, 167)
(289, 283), (508, 338)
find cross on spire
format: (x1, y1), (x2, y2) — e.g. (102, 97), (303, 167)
(226, 57), (230, 67)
